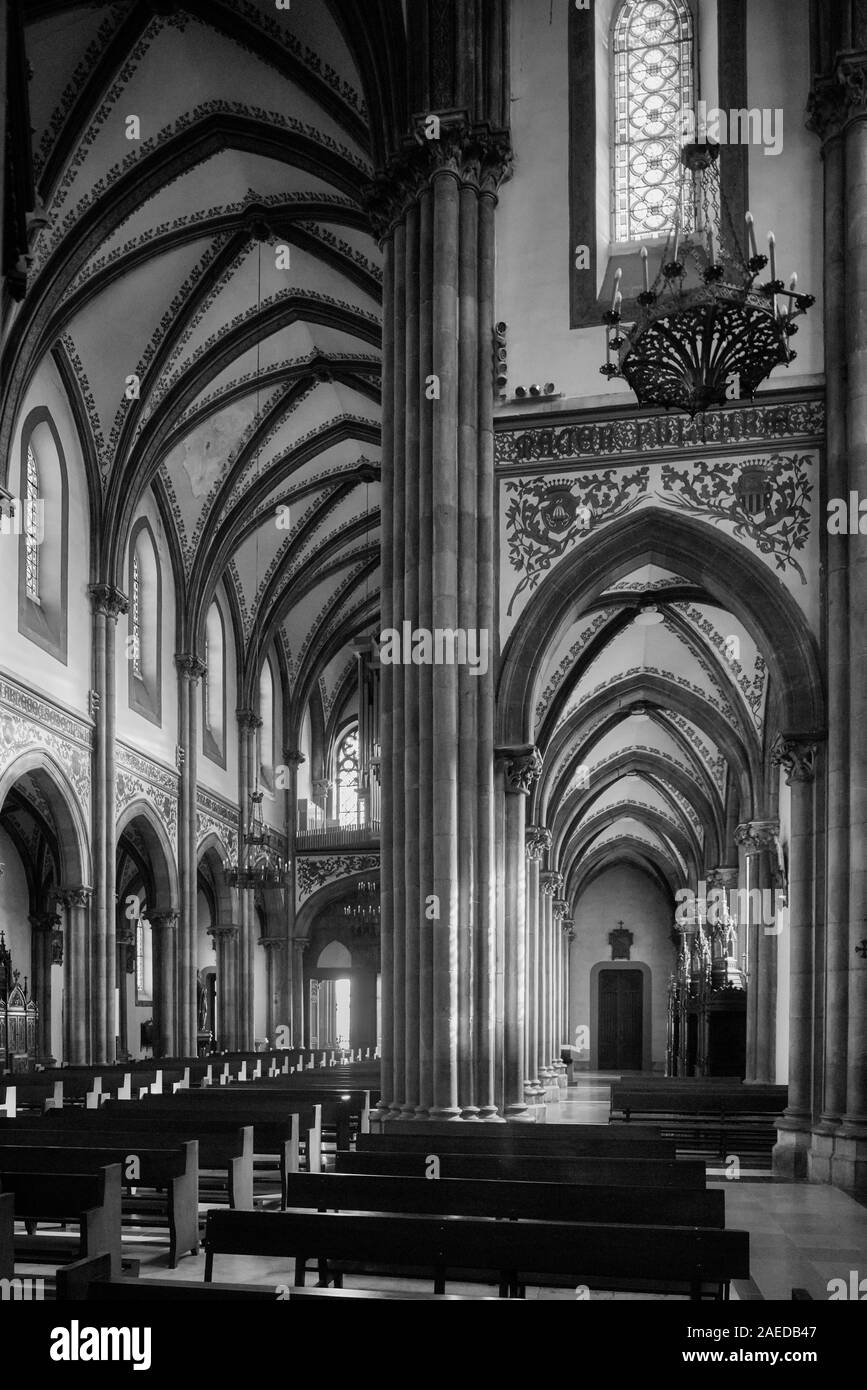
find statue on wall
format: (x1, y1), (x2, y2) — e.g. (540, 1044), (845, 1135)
(196, 971), (208, 1032)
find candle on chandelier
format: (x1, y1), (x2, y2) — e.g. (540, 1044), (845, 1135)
(672, 220), (680, 264)
(768, 231), (776, 282)
(788, 273), (798, 292)
(614, 289), (622, 315)
(706, 225), (715, 267)
(611, 266), (622, 310)
(745, 211), (758, 260)
(640, 245), (649, 293)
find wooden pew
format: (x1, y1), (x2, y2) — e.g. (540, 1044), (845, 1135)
(336, 1150), (708, 1187)
(3, 1114), (254, 1211)
(110, 1092), (323, 1175)
(102, 1097), (318, 1193)
(0, 1192), (13, 1279)
(356, 1129), (677, 1159)
(609, 1083), (786, 1164)
(203, 1209), (749, 1299)
(0, 1164), (122, 1275)
(282, 1171), (725, 1227)
(57, 1253), (488, 1300)
(226, 1080), (371, 1141)
(0, 1138), (197, 1267)
(0, 1079), (64, 1115)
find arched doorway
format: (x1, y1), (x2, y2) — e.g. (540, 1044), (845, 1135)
(115, 804), (178, 1058)
(0, 752), (90, 1067)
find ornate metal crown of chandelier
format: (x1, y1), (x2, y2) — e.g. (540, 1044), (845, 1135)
(600, 142), (814, 417)
(223, 790), (290, 890)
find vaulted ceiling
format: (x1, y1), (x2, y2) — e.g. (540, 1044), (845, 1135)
(4, 0), (405, 727)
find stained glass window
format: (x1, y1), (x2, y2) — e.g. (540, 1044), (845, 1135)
(336, 727), (359, 825)
(612, 0), (695, 243)
(131, 550), (143, 678)
(24, 444), (39, 601)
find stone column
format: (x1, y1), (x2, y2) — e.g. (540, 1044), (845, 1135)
(60, 887), (90, 1064)
(735, 821), (779, 1082)
(258, 938), (283, 1045)
(562, 920), (575, 1046)
(150, 909), (178, 1058)
(236, 708), (261, 1050)
(552, 899), (569, 1060)
(88, 583), (128, 1063)
(539, 871), (563, 1073)
(208, 924), (238, 1052)
(500, 747), (542, 1117)
(771, 735), (819, 1179)
(175, 655), (206, 1057)
(807, 38), (867, 1190)
(525, 826), (551, 1084)
(29, 912), (60, 1064)
(282, 748), (305, 1035)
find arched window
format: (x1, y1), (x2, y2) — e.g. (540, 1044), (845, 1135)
(335, 725), (359, 826)
(18, 409), (69, 662)
(24, 444), (40, 601)
(203, 601), (225, 765)
(128, 519), (162, 725)
(258, 659), (275, 791)
(612, 0), (695, 244)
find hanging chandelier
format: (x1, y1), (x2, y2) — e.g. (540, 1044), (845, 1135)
(343, 879), (380, 935)
(600, 142), (814, 417)
(223, 790), (291, 890)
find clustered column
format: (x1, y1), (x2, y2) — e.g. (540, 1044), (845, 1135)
(808, 36), (867, 1191)
(771, 735), (819, 1179)
(88, 583), (128, 1063)
(60, 887), (90, 1064)
(375, 121), (512, 1121)
(149, 908), (178, 1058)
(176, 654), (206, 1057)
(29, 911), (61, 1064)
(524, 825), (552, 1086)
(735, 820), (779, 1082)
(208, 924), (239, 1051)
(236, 707), (262, 1050)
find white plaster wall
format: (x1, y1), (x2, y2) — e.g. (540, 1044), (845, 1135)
(570, 864), (675, 1070)
(1, 358), (92, 712)
(115, 494), (178, 762)
(497, 0), (822, 409)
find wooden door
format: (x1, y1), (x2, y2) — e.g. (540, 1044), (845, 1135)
(598, 970), (643, 1070)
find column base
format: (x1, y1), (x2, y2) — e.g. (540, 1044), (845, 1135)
(459, 1105), (482, 1122)
(504, 1102), (533, 1122)
(426, 1106), (463, 1122)
(808, 1128), (837, 1184)
(772, 1124), (811, 1181)
(831, 1133), (867, 1191)
(477, 1105), (504, 1122)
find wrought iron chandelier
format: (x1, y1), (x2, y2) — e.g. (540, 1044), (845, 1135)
(343, 879), (380, 934)
(600, 142), (814, 417)
(223, 790), (291, 890)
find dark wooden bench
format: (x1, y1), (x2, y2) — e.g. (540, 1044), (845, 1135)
(336, 1149), (707, 1187)
(0, 1163), (122, 1275)
(4, 1113), (254, 1210)
(357, 1128), (676, 1159)
(114, 1092), (324, 1172)
(0, 1191), (13, 1279)
(282, 1171), (724, 1226)
(226, 1081), (371, 1141)
(0, 1137), (197, 1267)
(103, 1097), (319, 1192)
(203, 1209), (749, 1299)
(609, 1083), (786, 1165)
(56, 1252), (487, 1300)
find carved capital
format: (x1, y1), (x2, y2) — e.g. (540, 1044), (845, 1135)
(29, 912), (61, 933)
(236, 707), (263, 733)
(540, 870), (563, 897)
(365, 118), (513, 241)
(59, 886), (92, 910)
(283, 749), (306, 768)
(175, 652), (207, 682)
(561, 918), (575, 940)
(499, 744), (543, 796)
(735, 820), (780, 856)
(149, 909), (179, 932)
(208, 924), (239, 943)
(552, 897), (569, 921)
(312, 778), (332, 797)
(771, 732), (821, 785)
(808, 56), (867, 142)
(525, 824), (552, 861)
(88, 583), (128, 621)
(706, 866), (739, 891)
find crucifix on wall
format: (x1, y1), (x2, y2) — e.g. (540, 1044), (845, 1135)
(609, 921), (633, 961)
